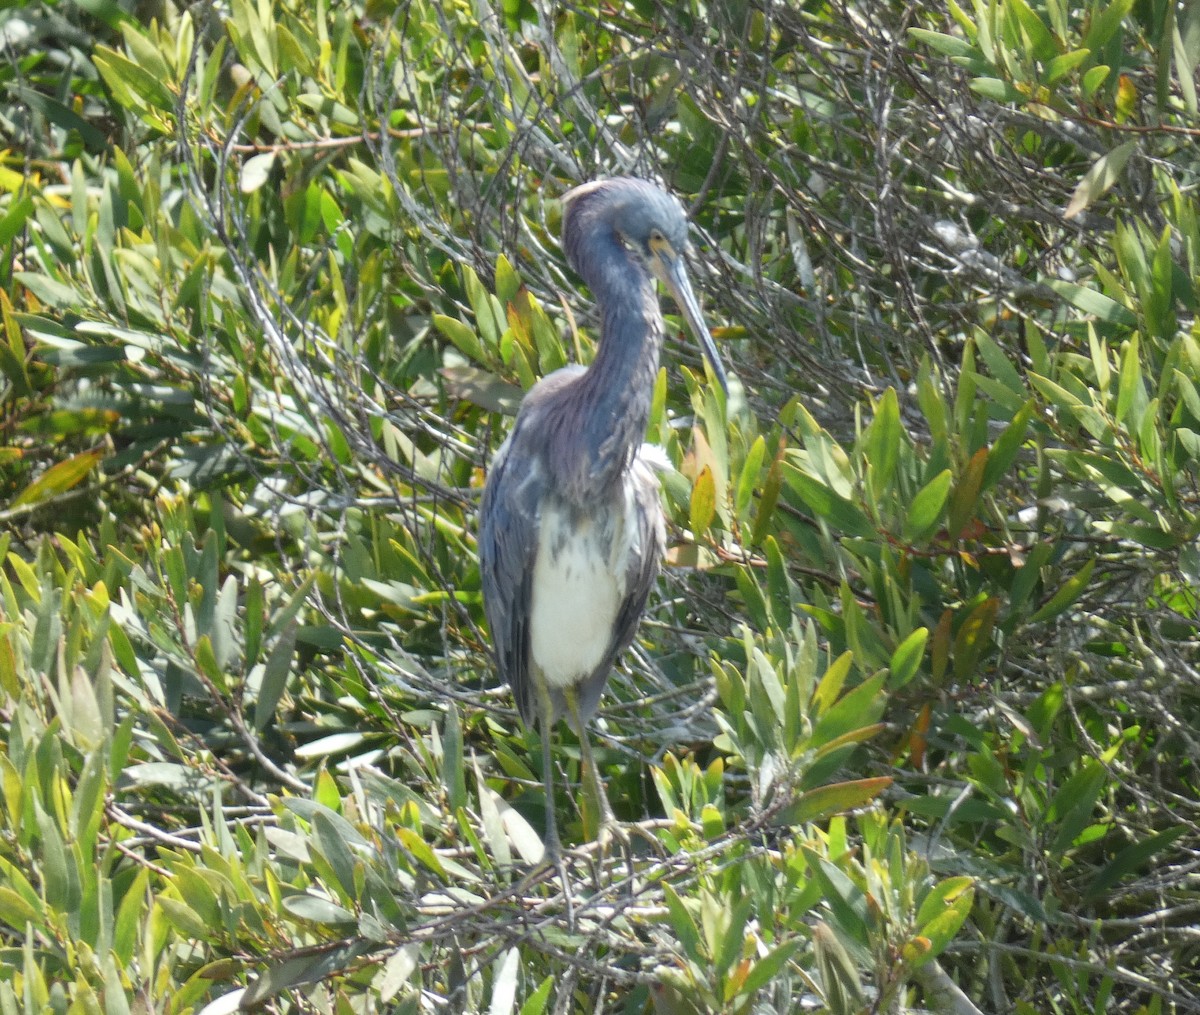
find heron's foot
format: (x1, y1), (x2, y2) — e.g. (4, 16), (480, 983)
(586, 815), (632, 892)
(532, 834), (576, 928)
(596, 816), (664, 858)
(595, 815), (627, 857)
(589, 817), (666, 895)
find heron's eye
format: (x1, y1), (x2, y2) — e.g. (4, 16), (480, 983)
(647, 229), (672, 258)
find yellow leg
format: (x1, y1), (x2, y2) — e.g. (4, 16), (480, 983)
(534, 679), (574, 926)
(564, 687), (624, 851)
(563, 688), (665, 863)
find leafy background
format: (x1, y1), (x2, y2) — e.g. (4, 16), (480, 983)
(0, 0), (1197, 1012)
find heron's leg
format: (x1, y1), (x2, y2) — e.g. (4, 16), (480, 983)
(564, 689), (665, 865)
(537, 712), (562, 857)
(563, 688), (623, 846)
(535, 679), (574, 927)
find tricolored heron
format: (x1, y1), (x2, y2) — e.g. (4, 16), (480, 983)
(478, 177), (727, 863)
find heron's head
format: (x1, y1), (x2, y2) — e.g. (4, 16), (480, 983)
(563, 178), (728, 394)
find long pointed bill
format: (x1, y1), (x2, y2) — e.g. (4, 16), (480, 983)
(660, 256), (729, 395)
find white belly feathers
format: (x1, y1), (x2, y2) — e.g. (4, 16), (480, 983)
(528, 461), (656, 688)
(530, 509), (623, 687)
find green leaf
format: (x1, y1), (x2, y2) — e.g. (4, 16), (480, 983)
(690, 465), (717, 537)
(442, 366), (524, 415)
(1028, 372), (1083, 411)
(193, 635), (226, 693)
(888, 628), (928, 689)
(812, 671), (888, 746)
(1045, 279), (1138, 326)
(813, 920), (867, 1012)
(951, 598), (997, 684)
(494, 792), (544, 866)
(239, 152), (276, 193)
(464, 265), (505, 350)
(229, 0), (279, 76)
(12, 451), (103, 509)
(1086, 826), (1187, 900)
(764, 536), (791, 623)
(72, 0), (125, 27)
(294, 731), (365, 759)
(1064, 140), (1137, 220)
(92, 45), (177, 113)
(771, 777), (892, 826)
(782, 464), (875, 538)
(663, 883), (705, 965)
(916, 876), (975, 929)
(0, 295), (31, 397)
(255, 620), (297, 731)
(1115, 334), (1143, 426)
(113, 867), (149, 966)
(518, 976), (554, 1015)
(946, 0), (978, 41)
(973, 329), (1025, 396)
(1173, 19), (1198, 115)
(313, 810), (359, 901)
(738, 939), (802, 999)
(0, 195), (34, 248)
(947, 448), (987, 541)
(1082, 63), (1111, 98)
(715, 895), (752, 979)
(282, 894), (355, 925)
(1082, 0), (1135, 54)
(156, 896), (208, 939)
(15, 271), (83, 310)
(917, 356), (949, 441)
(69, 666), (105, 747)
(1030, 558), (1095, 623)
(1008, 0), (1058, 61)
(736, 435), (766, 518)
(244, 576), (264, 667)
(119, 22), (174, 87)
(700, 803), (724, 840)
(168, 868), (220, 929)
(72, 751), (108, 854)
(811, 650), (853, 715)
(443, 703), (468, 816)
(1045, 48), (1092, 85)
(1009, 542), (1053, 612)
(1047, 759), (1108, 853)
(211, 574), (238, 669)
(908, 28), (980, 59)
(434, 314), (486, 366)
(969, 77), (1025, 103)
(296, 94), (359, 125)
(475, 772), (508, 868)
(864, 387), (901, 499)
(240, 941), (373, 1007)
(494, 254), (521, 306)
(489, 948), (520, 1015)
(903, 469), (953, 542)
(0, 887), (41, 933)
(982, 400), (1034, 491)
(911, 879), (974, 966)
(751, 444), (785, 546)
(750, 646), (786, 724)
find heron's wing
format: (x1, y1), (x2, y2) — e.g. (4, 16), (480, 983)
(576, 459), (666, 722)
(478, 434), (542, 727)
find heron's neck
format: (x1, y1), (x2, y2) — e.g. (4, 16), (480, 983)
(571, 253), (662, 485)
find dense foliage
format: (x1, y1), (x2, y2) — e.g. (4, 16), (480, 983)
(0, 0), (1197, 1011)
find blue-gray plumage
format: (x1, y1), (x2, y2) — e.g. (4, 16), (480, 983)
(478, 177), (727, 859)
